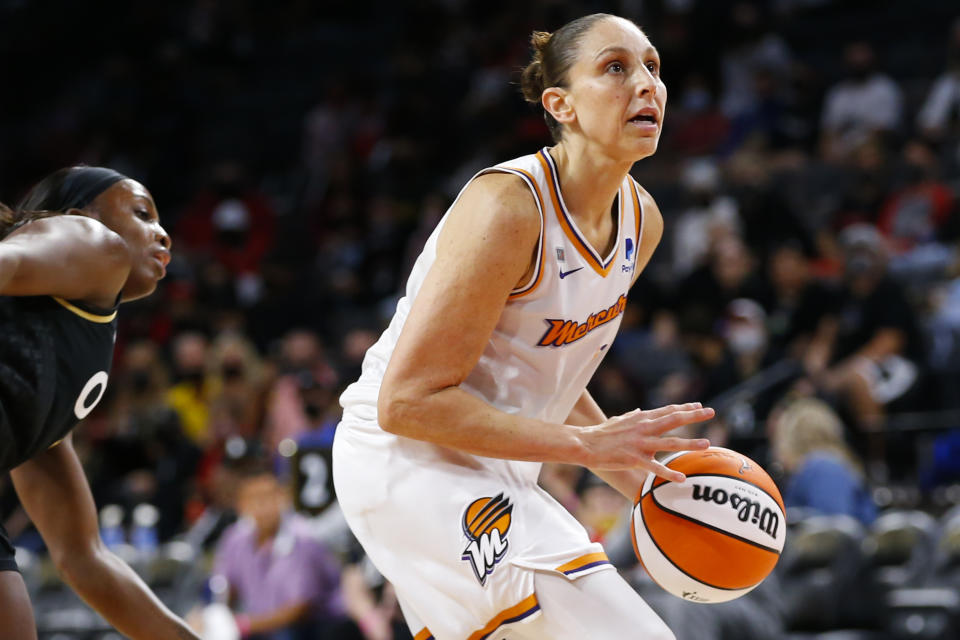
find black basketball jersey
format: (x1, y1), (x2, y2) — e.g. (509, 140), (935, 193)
(0, 294), (117, 472)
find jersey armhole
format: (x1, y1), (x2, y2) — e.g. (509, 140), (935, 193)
(629, 177), (644, 249)
(476, 167), (546, 300)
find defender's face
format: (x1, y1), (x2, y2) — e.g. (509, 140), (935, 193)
(92, 180), (171, 302)
(562, 18), (667, 161)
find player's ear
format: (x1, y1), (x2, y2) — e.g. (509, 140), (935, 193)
(542, 87), (575, 126)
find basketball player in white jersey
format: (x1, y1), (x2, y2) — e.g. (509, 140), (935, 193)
(334, 13), (714, 640)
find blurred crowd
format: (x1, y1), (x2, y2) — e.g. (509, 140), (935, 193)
(4, 0), (960, 638)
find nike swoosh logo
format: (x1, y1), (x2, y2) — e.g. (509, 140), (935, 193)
(559, 267), (584, 279)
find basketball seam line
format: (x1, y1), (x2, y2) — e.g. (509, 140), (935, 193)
(648, 491), (783, 555)
(639, 497), (746, 592)
(652, 473), (786, 518)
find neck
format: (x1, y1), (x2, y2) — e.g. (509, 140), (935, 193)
(550, 139), (634, 225)
(255, 523), (280, 546)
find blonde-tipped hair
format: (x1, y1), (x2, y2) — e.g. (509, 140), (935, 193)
(772, 398), (863, 476)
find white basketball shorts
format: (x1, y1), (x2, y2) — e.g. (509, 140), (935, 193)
(332, 419), (614, 640)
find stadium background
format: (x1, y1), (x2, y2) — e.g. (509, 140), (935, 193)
(3, 0), (960, 638)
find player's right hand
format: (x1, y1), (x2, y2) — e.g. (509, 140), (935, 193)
(577, 402), (714, 481)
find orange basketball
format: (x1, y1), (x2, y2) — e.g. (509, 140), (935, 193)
(631, 446), (786, 603)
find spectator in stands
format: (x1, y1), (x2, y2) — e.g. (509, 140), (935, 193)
(877, 138), (957, 262)
(212, 460), (349, 639)
(574, 472), (631, 545)
(263, 329), (339, 454)
(176, 161), (277, 307)
(770, 397), (878, 525)
(702, 298), (795, 435)
(669, 73), (731, 156)
(820, 41), (903, 162)
(723, 298), (772, 381)
(805, 224), (923, 429)
(671, 158), (741, 278)
(718, 0), (793, 119)
(760, 239), (836, 362)
(94, 340), (200, 541)
(917, 18), (960, 143)
(167, 331), (213, 446)
(677, 233), (764, 323)
(206, 331), (267, 443)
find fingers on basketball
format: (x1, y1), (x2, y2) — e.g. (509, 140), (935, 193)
(643, 408), (715, 433)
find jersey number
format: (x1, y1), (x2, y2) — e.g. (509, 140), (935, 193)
(74, 371), (109, 420)
(293, 447), (335, 515)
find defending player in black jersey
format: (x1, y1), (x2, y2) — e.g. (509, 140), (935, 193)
(0, 167), (198, 639)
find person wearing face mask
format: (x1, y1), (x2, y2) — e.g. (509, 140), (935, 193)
(167, 331), (214, 447)
(877, 138), (956, 259)
(333, 13), (715, 640)
(725, 299), (769, 369)
(820, 41), (904, 162)
(804, 225), (924, 474)
(93, 341), (200, 542)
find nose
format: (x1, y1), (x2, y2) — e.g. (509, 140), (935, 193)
(635, 67), (658, 97)
(155, 224), (172, 251)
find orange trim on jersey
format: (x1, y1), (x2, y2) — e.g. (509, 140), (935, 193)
(490, 166), (546, 300)
(52, 296), (117, 323)
(467, 593), (541, 640)
(555, 551), (611, 576)
(413, 628), (434, 640)
(536, 150), (622, 277)
(629, 178), (644, 246)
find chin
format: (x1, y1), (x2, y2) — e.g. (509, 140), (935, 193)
(623, 138), (659, 162)
(120, 279), (159, 302)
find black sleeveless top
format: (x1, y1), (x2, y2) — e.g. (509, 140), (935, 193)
(0, 295), (118, 472)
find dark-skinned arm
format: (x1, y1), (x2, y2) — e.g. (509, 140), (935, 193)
(0, 214), (129, 307)
(11, 435), (200, 640)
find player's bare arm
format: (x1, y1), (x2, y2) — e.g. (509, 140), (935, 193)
(378, 173), (712, 474)
(11, 435), (200, 640)
(0, 215), (130, 308)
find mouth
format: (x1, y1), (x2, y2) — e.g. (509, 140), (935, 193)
(152, 250), (171, 277)
(627, 108), (659, 128)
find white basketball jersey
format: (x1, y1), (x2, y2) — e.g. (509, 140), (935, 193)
(339, 147), (643, 483)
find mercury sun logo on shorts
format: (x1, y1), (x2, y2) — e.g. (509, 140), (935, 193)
(461, 493), (513, 585)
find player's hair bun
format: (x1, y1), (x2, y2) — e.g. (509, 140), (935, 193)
(517, 14), (620, 142)
(520, 31), (552, 104)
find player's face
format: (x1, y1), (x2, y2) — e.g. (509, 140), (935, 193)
(562, 18), (666, 161)
(92, 180), (171, 302)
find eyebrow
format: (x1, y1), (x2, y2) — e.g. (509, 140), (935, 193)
(131, 194), (157, 210)
(593, 45), (660, 60)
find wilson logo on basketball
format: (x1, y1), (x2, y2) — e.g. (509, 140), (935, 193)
(461, 493), (513, 585)
(691, 484), (780, 539)
(537, 294), (627, 347)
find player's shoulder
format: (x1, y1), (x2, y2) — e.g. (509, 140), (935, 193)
(630, 178), (663, 227)
(8, 214), (127, 258)
(449, 171), (541, 237)
(472, 171), (539, 207)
